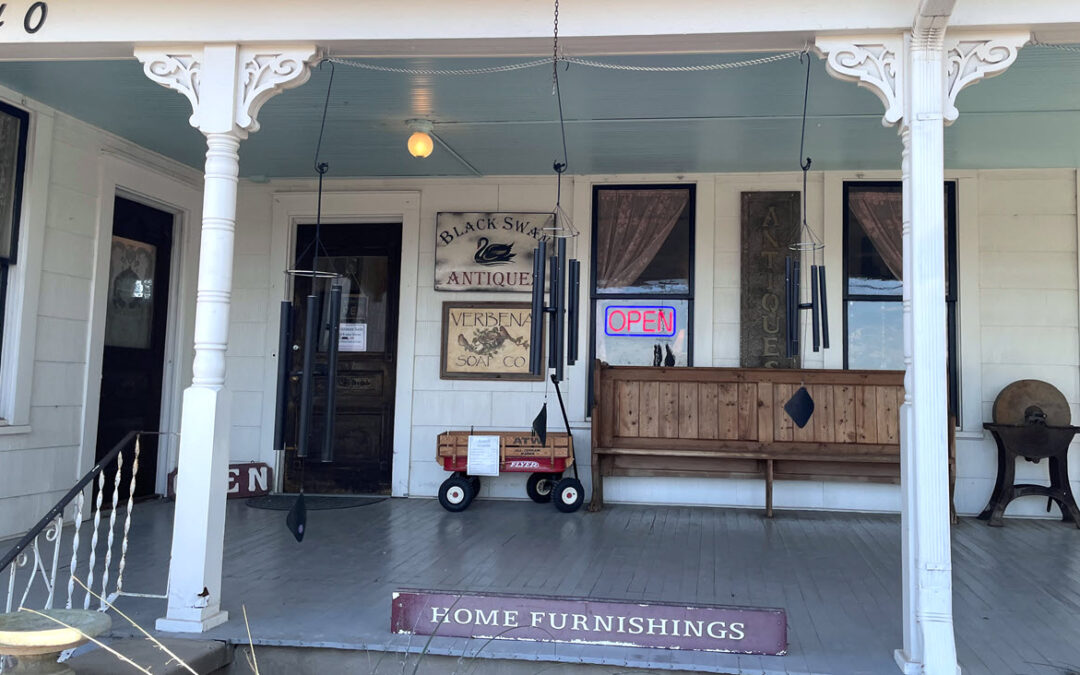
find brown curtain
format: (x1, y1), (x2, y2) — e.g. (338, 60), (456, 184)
(595, 189), (690, 289)
(848, 189), (903, 280)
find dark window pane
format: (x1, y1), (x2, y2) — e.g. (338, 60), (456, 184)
(846, 184), (902, 296)
(595, 188), (692, 294)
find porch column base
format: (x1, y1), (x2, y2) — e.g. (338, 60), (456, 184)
(894, 648), (961, 675)
(156, 610), (229, 634)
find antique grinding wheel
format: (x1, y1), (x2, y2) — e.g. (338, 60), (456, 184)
(991, 379), (1071, 427)
(981, 379), (1080, 527)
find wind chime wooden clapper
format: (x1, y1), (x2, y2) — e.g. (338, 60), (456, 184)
(272, 60), (341, 542)
(782, 51), (830, 430)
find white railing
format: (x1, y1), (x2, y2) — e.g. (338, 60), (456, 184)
(2, 432), (167, 614)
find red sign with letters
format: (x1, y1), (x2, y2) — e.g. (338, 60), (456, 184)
(167, 462), (273, 499)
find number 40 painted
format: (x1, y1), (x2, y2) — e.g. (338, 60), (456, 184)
(0, 2), (49, 34)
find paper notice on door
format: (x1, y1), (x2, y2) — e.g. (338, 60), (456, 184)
(467, 435), (501, 476)
(339, 323), (367, 352)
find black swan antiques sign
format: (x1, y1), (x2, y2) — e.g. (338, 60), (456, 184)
(435, 212), (555, 292)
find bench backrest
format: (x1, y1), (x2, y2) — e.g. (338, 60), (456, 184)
(592, 361), (904, 450)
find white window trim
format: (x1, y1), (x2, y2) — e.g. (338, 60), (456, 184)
(0, 98), (54, 429)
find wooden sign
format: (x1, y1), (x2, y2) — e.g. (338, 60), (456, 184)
(435, 212), (554, 291)
(740, 192), (800, 368)
(391, 589), (787, 655)
(167, 462), (273, 499)
(440, 302), (540, 380)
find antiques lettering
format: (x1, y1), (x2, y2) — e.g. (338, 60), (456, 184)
(436, 212), (555, 291)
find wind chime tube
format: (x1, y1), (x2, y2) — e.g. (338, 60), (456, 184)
(792, 258), (801, 359)
(321, 285), (342, 464)
(819, 266), (830, 349)
(547, 251), (559, 371)
(297, 293), (321, 459)
(567, 258), (580, 365)
(553, 237), (567, 382)
(273, 301), (293, 452)
(811, 265), (821, 352)
(529, 241), (546, 376)
(785, 256), (795, 359)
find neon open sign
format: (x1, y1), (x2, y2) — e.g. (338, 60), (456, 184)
(604, 305), (677, 337)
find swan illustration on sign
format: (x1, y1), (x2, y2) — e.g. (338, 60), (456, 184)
(474, 237), (516, 265)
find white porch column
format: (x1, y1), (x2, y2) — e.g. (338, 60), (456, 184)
(134, 43), (319, 632)
(817, 25), (1025, 675)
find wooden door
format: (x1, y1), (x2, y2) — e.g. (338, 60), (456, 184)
(96, 196), (173, 499)
(283, 223), (401, 495)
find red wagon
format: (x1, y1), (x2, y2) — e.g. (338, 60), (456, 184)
(436, 430), (582, 512)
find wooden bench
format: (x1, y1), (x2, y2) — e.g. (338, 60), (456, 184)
(589, 361), (912, 516)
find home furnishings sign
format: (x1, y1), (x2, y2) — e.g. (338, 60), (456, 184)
(391, 590), (787, 655)
(435, 212), (554, 291)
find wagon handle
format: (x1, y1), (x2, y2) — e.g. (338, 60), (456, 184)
(550, 374), (579, 480)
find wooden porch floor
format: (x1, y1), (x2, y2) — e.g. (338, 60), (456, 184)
(35, 498), (1080, 674)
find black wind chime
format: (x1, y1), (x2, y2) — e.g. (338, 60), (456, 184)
(272, 61), (343, 542)
(526, 0), (584, 506)
(783, 53), (830, 429)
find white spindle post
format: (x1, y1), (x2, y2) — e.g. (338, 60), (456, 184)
(135, 43), (318, 633)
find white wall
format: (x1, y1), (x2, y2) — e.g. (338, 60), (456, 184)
(0, 94), (201, 539)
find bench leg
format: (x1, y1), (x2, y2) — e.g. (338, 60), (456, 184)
(765, 459), (774, 518)
(587, 454), (605, 512)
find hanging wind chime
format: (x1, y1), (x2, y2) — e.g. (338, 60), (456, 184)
(272, 61), (344, 542)
(524, 0), (584, 511)
(783, 52), (830, 429)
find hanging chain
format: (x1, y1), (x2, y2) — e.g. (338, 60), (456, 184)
(552, 0), (560, 83)
(327, 51), (802, 76)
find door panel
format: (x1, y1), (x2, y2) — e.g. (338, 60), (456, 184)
(283, 223), (401, 495)
(96, 196), (173, 499)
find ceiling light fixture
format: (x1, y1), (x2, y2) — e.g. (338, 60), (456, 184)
(405, 119), (434, 158)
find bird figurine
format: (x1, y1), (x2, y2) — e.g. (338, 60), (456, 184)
(653, 344), (662, 367)
(664, 344), (676, 367)
(474, 238), (515, 265)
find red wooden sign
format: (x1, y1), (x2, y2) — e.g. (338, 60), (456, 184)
(391, 589), (786, 655)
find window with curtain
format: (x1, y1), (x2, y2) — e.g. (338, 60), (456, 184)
(843, 181), (958, 417)
(589, 185), (694, 405)
(0, 101), (30, 400)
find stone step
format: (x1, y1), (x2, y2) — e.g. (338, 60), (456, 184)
(65, 637), (231, 674)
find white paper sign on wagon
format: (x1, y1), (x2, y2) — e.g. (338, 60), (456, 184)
(467, 435), (501, 477)
(339, 322), (367, 352)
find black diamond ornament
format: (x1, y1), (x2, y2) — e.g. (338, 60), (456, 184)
(286, 493), (307, 543)
(784, 386), (815, 429)
(532, 403), (548, 446)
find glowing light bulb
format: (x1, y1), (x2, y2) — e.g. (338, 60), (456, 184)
(407, 130), (434, 158)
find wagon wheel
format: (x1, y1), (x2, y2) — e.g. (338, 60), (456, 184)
(553, 477), (584, 513)
(526, 473), (559, 503)
(469, 476), (481, 496)
(438, 475), (474, 512)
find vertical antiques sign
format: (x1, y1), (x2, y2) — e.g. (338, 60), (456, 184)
(441, 302), (539, 380)
(435, 212), (554, 291)
(740, 192), (799, 368)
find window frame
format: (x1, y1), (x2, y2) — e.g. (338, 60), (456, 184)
(841, 180), (959, 417)
(0, 100), (30, 365)
(588, 183), (696, 410)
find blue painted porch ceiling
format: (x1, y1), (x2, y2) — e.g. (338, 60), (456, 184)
(0, 47), (1078, 177)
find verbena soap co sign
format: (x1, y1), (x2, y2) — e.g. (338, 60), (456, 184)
(391, 590), (787, 655)
(435, 212), (554, 291)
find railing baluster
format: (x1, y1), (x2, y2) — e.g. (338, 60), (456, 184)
(6, 554), (16, 613)
(18, 541), (41, 609)
(84, 469), (107, 610)
(67, 491), (85, 609)
(99, 447), (125, 609)
(115, 435), (141, 599)
(45, 515), (63, 609)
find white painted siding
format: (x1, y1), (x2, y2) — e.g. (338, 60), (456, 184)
(0, 105), (201, 539)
